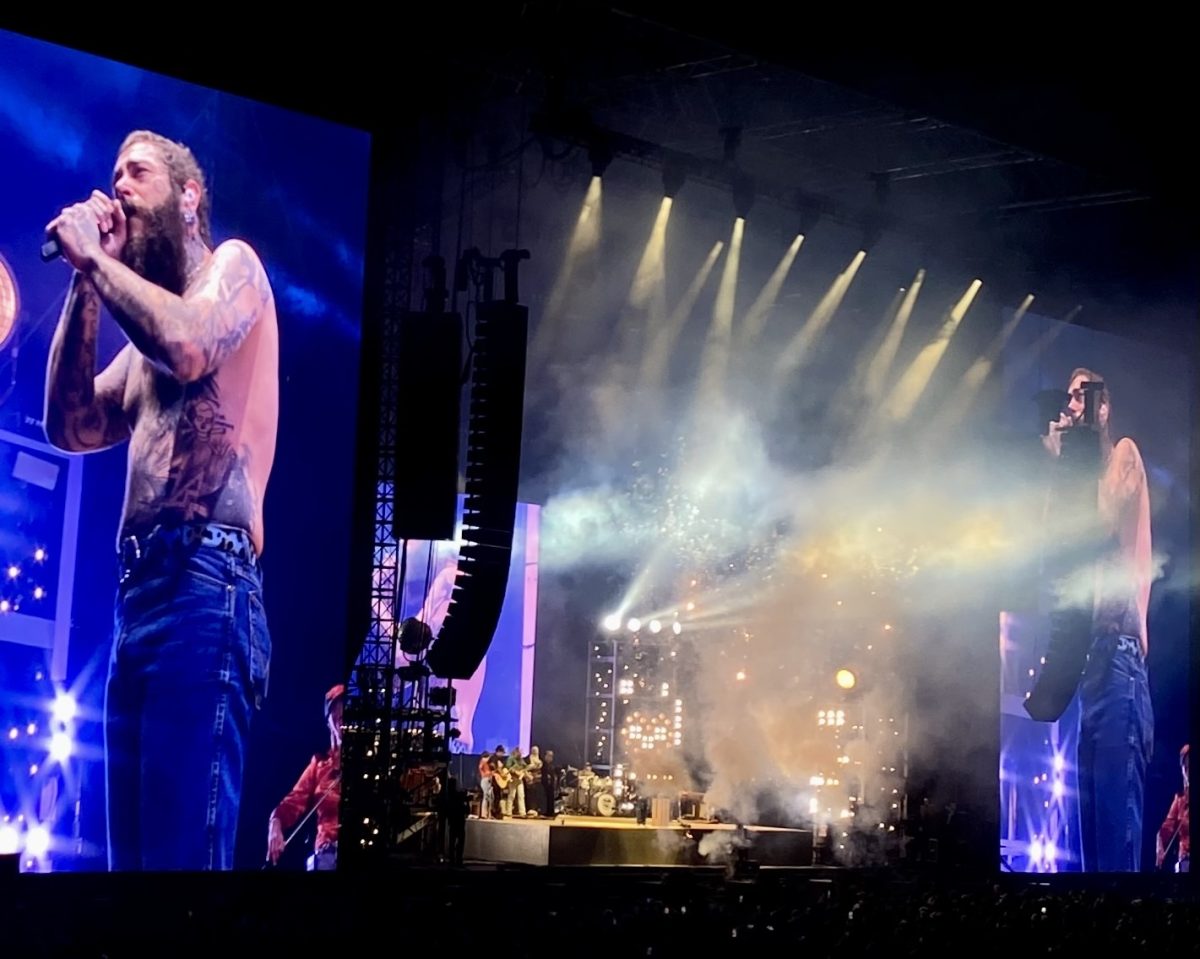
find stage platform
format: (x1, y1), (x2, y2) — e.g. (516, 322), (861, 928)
(464, 814), (814, 867)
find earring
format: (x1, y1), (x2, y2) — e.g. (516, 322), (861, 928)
(184, 210), (197, 226)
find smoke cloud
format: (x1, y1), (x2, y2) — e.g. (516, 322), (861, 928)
(483, 155), (1184, 841)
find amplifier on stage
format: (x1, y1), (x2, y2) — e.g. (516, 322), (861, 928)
(678, 792), (706, 820)
(650, 797), (673, 827)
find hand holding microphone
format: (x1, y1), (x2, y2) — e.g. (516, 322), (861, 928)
(1042, 411), (1071, 458)
(43, 191), (127, 267)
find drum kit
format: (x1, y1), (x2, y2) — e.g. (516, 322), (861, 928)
(558, 766), (632, 817)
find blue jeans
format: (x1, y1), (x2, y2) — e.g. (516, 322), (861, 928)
(1077, 635), (1153, 872)
(479, 778), (493, 818)
(105, 543), (270, 870)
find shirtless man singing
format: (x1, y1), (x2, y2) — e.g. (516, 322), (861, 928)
(44, 130), (278, 871)
(1042, 368), (1153, 872)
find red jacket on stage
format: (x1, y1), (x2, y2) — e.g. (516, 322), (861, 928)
(272, 747), (341, 854)
(1158, 788), (1189, 866)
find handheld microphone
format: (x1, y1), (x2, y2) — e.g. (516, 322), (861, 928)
(42, 197), (124, 263)
(41, 226), (116, 264)
(40, 235), (63, 263)
(1033, 389), (1069, 435)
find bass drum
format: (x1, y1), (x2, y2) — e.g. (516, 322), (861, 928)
(566, 786), (592, 814)
(590, 791), (617, 817)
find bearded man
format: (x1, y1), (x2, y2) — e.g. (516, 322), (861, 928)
(44, 130), (278, 871)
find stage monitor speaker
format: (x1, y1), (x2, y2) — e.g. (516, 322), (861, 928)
(391, 310), (463, 543)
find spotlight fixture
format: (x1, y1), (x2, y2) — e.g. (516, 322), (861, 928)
(398, 616), (433, 656)
(732, 174), (755, 220)
(835, 668), (857, 691)
(49, 731), (72, 763)
(51, 691), (76, 724)
(796, 201), (822, 238)
(428, 686), (456, 707)
(588, 137), (614, 178)
(0, 823), (19, 855)
(25, 825), (50, 859)
(0, 253), (19, 354)
(860, 217), (885, 252)
(662, 159), (687, 200)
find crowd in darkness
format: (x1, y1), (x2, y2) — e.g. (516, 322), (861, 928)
(6, 867), (1197, 956)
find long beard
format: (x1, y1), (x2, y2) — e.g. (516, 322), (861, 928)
(120, 197), (190, 295)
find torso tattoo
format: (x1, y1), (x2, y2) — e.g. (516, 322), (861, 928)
(122, 364), (256, 539)
(1093, 439), (1151, 641)
(46, 241), (278, 553)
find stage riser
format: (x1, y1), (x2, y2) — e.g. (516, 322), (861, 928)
(465, 820), (813, 867)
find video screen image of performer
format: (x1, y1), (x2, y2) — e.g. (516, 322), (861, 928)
(375, 498), (540, 761)
(1041, 368), (1153, 872)
(1156, 744), (1189, 873)
(267, 685), (343, 871)
(0, 30), (368, 874)
(43, 130), (277, 871)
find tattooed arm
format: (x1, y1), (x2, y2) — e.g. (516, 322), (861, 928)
(83, 239), (272, 384)
(44, 273), (132, 453)
(1112, 437), (1153, 620)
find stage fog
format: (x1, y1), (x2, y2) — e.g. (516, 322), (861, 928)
(408, 109), (1193, 874)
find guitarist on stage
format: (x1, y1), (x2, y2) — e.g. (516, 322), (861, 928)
(504, 747), (530, 818)
(490, 746), (510, 819)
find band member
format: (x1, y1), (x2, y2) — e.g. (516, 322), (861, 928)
(488, 745), (509, 818)
(44, 130), (278, 870)
(266, 685), (343, 870)
(526, 745), (544, 818)
(540, 749), (558, 818)
(477, 749), (495, 820)
(505, 746), (529, 818)
(1157, 744), (1190, 873)
(490, 745), (511, 818)
(436, 776), (470, 866)
(1042, 368), (1153, 871)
